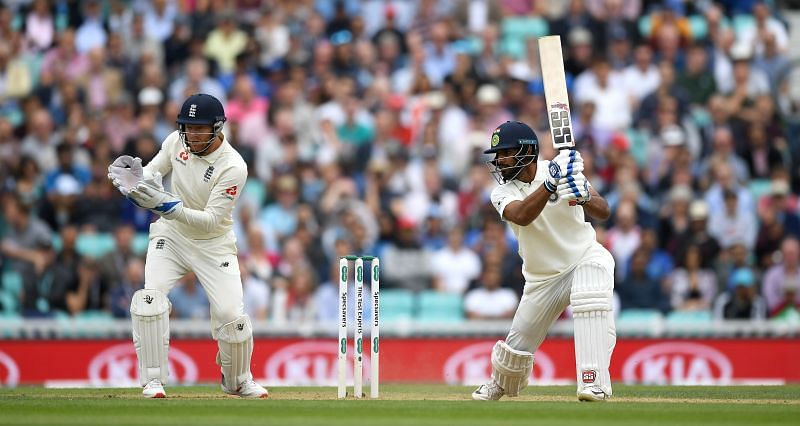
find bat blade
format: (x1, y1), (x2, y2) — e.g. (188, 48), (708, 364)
(538, 35), (574, 151)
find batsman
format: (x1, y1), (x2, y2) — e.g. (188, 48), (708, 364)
(473, 120), (615, 402)
(107, 93), (268, 399)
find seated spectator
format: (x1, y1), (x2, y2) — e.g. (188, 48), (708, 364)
(64, 258), (106, 315)
(713, 268), (766, 320)
(97, 224), (137, 290)
(38, 174), (85, 231)
(381, 217), (433, 292)
(431, 225), (481, 294)
(606, 200), (641, 281)
(169, 273), (209, 319)
(41, 226), (81, 314)
(762, 238), (800, 318)
(464, 267), (518, 320)
(286, 267), (319, 323)
(668, 245), (718, 312)
(240, 262), (270, 321)
(109, 258), (145, 319)
(1, 195), (53, 312)
(708, 189), (757, 250)
(617, 248), (670, 313)
(673, 200), (721, 269)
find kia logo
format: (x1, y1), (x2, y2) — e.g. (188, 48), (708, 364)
(264, 341), (371, 386)
(88, 343), (198, 387)
(442, 342), (555, 385)
(622, 342), (733, 385)
(0, 350), (20, 387)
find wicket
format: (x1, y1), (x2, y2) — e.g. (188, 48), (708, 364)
(338, 255), (380, 399)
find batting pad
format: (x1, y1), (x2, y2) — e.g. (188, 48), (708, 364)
(130, 289), (171, 386)
(570, 262), (615, 395)
(216, 315), (254, 391)
(491, 340), (534, 397)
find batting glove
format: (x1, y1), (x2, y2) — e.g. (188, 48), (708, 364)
(545, 150), (584, 193)
(108, 155), (143, 196)
(126, 172), (183, 219)
(556, 173), (592, 205)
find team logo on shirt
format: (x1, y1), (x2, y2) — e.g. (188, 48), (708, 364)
(177, 151), (189, 164)
(203, 166), (215, 182)
(225, 186), (238, 196)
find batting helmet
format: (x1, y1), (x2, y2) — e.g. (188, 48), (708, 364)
(485, 121), (539, 183)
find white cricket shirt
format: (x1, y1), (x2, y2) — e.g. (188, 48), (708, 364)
(490, 160), (596, 283)
(144, 131), (248, 240)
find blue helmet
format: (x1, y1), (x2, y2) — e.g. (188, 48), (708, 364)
(176, 93), (227, 155)
(484, 121), (539, 183)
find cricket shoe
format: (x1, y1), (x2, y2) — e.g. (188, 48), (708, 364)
(142, 379), (166, 398)
(221, 376), (269, 399)
(578, 386), (609, 402)
(471, 380), (505, 401)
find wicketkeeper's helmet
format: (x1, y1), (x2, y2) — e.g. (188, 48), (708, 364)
(176, 93), (227, 155)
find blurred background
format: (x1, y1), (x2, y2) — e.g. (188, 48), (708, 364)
(1, 0), (799, 388)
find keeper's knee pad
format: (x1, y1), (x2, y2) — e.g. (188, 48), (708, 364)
(216, 315), (254, 391)
(491, 340), (534, 397)
(130, 289), (171, 386)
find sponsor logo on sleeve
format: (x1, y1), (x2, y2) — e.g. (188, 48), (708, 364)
(223, 185), (238, 199)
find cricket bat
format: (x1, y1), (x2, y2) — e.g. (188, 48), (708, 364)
(538, 35), (574, 151)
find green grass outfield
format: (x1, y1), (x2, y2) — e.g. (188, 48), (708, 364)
(1, 385), (799, 426)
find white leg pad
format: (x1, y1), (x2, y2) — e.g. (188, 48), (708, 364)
(570, 262), (616, 396)
(216, 315), (254, 391)
(491, 340), (534, 397)
(130, 289), (171, 386)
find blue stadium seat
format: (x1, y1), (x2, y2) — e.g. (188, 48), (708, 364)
(243, 178), (267, 208)
(379, 289), (415, 322)
(618, 309), (663, 337)
(1, 270), (23, 297)
(416, 291), (464, 323)
(132, 233), (150, 256)
(76, 233), (116, 258)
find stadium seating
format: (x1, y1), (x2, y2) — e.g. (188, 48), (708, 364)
(416, 291), (464, 322)
(379, 289), (415, 323)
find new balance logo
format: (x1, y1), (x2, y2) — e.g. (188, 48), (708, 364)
(220, 261), (229, 268)
(144, 295), (153, 304)
(236, 323), (244, 331)
(155, 239), (165, 250)
(188, 104), (197, 117)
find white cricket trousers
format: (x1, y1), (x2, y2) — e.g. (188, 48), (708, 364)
(144, 221), (245, 335)
(506, 242), (616, 392)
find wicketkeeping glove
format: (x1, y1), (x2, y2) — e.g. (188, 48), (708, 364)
(126, 172), (183, 219)
(556, 173), (592, 205)
(544, 150), (584, 193)
(107, 155), (143, 196)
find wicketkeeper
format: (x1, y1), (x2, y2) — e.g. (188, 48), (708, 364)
(473, 121), (616, 402)
(107, 93), (268, 399)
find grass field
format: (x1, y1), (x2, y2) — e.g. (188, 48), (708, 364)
(1, 385), (799, 426)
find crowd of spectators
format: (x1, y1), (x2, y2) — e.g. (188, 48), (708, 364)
(1, 0), (800, 325)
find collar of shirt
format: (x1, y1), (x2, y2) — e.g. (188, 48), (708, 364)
(196, 139), (228, 164)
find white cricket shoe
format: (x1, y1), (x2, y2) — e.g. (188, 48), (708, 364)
(142, 379), (166, 398)
(472, 380), (505, 401)
(221, 377), (269, 399)
(578, 386), (609, 402)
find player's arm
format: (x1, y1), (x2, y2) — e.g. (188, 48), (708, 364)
(580, 185), (610, 221)
(171, 166), (247, 234)
(500, 186), (552, 226)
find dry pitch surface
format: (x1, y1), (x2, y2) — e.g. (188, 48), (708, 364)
(1, 384), (798, 426)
